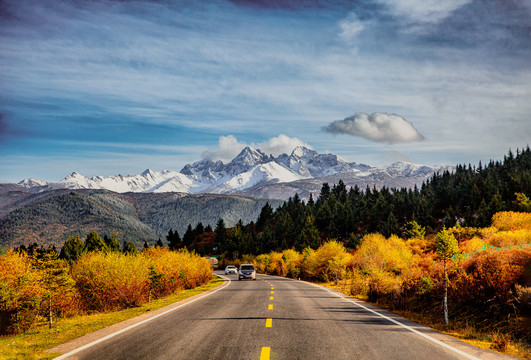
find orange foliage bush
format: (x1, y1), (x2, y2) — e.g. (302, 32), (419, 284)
(453, 248), (531, 310)
(0, 251), (45, 334)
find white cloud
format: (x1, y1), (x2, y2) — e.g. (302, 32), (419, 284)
(256, 134), (311, 157)
(377, 0), (471, 24)
(201, 135), (247, 162)
(322, 112), (425, 144)
(201, 134), (311, 162)
(338, 12), (364, 42)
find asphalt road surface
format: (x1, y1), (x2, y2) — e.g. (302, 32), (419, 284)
(53, 272), (512, 360)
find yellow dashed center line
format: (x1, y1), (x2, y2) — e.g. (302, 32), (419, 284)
(270, 296), (274, 300)
(265, 318), (272, 327)
(260, 347), (271, 360)
(270, 291), (274, 294)
(268, 304), (273, 310)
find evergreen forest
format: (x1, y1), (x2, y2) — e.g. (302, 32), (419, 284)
(177, 147), (531, 256)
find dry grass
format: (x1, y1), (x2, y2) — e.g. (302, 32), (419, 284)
(0, 276), (224, 360)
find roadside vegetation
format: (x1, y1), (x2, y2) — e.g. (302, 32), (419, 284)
(238, 212), (530, 358)
(0, 277), (223, 360)
(0, 240), (212, 339)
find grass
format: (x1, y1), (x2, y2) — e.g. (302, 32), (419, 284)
(0, 276), (224, 360)
(321, 280), (531, 359)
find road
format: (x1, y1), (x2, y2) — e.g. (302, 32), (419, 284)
(53, 272), (511, 360)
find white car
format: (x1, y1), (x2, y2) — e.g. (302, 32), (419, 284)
(225, 265), (237, 275)
(238, 264), (256, 280)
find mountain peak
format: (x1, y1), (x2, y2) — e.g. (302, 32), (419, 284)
(231, 146), (269, 166)
(142, 169), (156, 177)
(290, 146), (315, 158)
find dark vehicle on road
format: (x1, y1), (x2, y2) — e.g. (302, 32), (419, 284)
(238, 264), (256, 280)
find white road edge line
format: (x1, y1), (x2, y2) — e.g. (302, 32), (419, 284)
(54, 274), (231, 360)
(261, 274), (481, 360)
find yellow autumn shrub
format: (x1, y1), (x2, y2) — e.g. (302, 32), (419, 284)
(355, 234), (413, 275)
(460, 236), (487, 254)
(255, 253), (270, 273)
(301, 240), (353, 282)
(0, 250), (45, 334)
(492, 211), (531, 231)
(486, 229), (531, 247)
(72, 252), (150, 311)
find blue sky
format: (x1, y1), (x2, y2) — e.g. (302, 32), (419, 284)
(1, 0), (530, 183)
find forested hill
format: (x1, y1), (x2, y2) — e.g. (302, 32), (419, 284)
(0, 189), (283, 248)
(216, 147), (531, 254)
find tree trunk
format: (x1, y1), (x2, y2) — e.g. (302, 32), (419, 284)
(443, 259), (449, 326)
(48, 296), (53, 329)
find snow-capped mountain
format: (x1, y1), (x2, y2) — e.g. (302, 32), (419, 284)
(15, 146), (452, 199)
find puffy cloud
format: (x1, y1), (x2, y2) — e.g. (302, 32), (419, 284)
(322, 112), (425, 144)
(201, 135), (247, 162)
(257, 134), (311, 157)
(202, 134), (311, 162)
(377, 0), (471, 24)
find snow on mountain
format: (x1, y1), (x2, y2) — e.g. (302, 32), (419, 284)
(57, 170), (191, 193)
(15, 145), (453, 198)
(276, 146), (371, 177)
(17, 178), (49, 188)
(383, 162), (452, 177)
(205, 162), (304, 194)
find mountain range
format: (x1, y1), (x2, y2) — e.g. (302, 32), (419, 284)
(14, 146), (452, 200)
(1, 146), (453, 248)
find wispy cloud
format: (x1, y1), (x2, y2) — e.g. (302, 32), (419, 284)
(0, 0), (530, 182)
(322, 113), (425, 144)
(376, 0), (472, 24)
(338, 12), (365, 43)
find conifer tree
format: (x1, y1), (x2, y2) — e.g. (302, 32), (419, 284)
(214, 219), (227, 251)
(166, 229), (182, 250)
(60, 235), (85, 264)
(105, 233), (120, 252)
(183, 224), (195, 248)
(122, 241), (138, 255)
(84, 231), (108, 253)
(298, 215), (320, 250)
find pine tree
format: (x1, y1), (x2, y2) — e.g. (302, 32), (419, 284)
(214, 219), (227, 253)
(183, 224), (195, 248)
(122, 241), (138, 255)
(84, 231), (108, 253)
(105, 233), (120, 252)
(298, 215), (320, 250)
(166, 229), (182, 251)
(60, 235), (85, 264)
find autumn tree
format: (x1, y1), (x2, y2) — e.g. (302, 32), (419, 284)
(434, 226), (459, 326)
(34, 252), (75, 328)
(405, 220), (425, 240)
